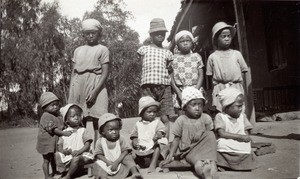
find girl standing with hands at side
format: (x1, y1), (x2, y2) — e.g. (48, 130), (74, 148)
(170, 30), (205, 113)
(68, 18), (109, 134)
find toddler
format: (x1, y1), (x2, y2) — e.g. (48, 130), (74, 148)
(161, 87), (217, 179)
(36, 92), (71, 179)
(93, 113), (143, 179)
(214, 87), (255, 171)
(206, 21), (248, 112)
(55, 104), (94, 179)
(130, 96), (168, 173)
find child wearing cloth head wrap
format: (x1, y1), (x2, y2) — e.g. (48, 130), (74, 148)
(170, 30), (205, 113)
(130, 96), (168, 173)
(161, 87), (217, 179)
(206, 22), (248, 112)
(68, 18), (109, 139)
(55, 104), (94, 179)
(214, 87), (255, 171)
(36, 92), (72, 179)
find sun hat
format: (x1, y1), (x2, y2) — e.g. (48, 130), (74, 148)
(39, 92), (59, 108)
(82, 18), (102, 31)
(212, 21), (236, 45)
(138, 96), (160, 116)
(181, 87), (205, 108)
(98, 113), (121, 130)
(148, 18), (168, 34)
(60, 104), (83, 121)
(175, 30), (194, 44)
(218, 87), (243, 111)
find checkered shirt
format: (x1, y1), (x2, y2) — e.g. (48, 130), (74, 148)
(137, 46), (173, 86)
(172, 53), (204, 86)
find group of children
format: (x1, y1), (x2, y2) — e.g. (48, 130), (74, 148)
(36, 17), (255, 179)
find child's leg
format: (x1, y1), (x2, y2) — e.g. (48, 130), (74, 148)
(148, 147), (160, 173)
(194, 160), (216, 179)
(92, 162), (108, 179)
(49, 153), (57, 177)
(63, 156), (90, 179)
(42, 154), (53, 179)
(130, 166), (143, 179)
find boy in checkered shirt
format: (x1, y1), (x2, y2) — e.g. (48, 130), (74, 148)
(137, 18), (175, 140)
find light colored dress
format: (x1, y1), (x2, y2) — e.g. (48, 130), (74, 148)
(68, 44), (109, 118)
(206, 49), (248, 111)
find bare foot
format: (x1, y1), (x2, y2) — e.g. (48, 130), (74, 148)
(147, 166), (156, 173)
(131, 173), (143, 179)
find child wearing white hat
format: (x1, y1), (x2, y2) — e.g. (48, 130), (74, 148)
(161, 87), (217, 179)
(130, 96), (168, 173)
(206, 21), (248, 112)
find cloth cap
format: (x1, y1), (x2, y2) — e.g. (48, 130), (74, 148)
(212, 21), (236, 45)
(175, 30), (194, 44)
(98, 113), (121, 130)
(39, 92), (59, 108)
(148, 18), (168, 33)
(60, 104), (83, 122)
(181, 87), (205, 108)
(82, 18), (102, 31)
(218, 87), (243, 111)
(138, 96), (160, 116)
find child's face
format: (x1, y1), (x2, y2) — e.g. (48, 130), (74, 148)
(184, 98), (204, 119)
(150, 31), (166, 46)
(225, 94), (244, 118)
(44, 100), (60, 115)
(66, 107), (83, 128)
(142, 106), (158, 122)
(217, 29), (232, 49)
(177, 35), (193, 54)
(101, 120), (121, 142)
(83, 30), (100, 46)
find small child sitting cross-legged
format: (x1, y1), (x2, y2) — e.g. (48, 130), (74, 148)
(93, 113), (143, 179)
(55, 104), (94, 179)
(130, 96), (168, 173)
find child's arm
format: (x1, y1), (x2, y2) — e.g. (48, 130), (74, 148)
(170, 72), (182, 99)
(153, 131), (164, 142)
(53, 128), (72, 137)
(71, 140), (92, 157)
(195, 68), (204, 89)
(216, 128), (251, 142)
(110, 150), (129, 171)
(57, 138), (72, 155)
(161, 136), (180, 166)
(95, 154), (113, 166)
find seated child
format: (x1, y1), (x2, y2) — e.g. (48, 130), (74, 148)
(93, 113), (143, 179)
(55, 104), (94, 179)
(130, 96), (168, 173)
(214, 87), (255, 171)
(161, 87), (217, 179)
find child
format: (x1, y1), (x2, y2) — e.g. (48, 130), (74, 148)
(161, 87), (217, 179)
(214, 87), (255, 171)
(130, 96), (168, 173)
(137, 18), (175, 138)
(93, 113), (143, 179)
(68, 18), (109, 135)
(170, 30), (205, 112)
(36, 92), (72, 179)
(55, 104), (94, 179)
(206, 21), (248, 112)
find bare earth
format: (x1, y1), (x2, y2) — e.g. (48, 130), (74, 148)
(0, 118), (299, 179)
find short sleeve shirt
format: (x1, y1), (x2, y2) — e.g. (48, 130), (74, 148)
(137, 46), (173, 85)
(214, 113), (253, 133)
(94, 136), (131, 156)
(172, 53), (204, 86)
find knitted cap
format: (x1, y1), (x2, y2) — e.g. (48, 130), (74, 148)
(175, 30), (194, 44)
(60, 104), (83, 121)
(148, 18), (168, 33)
(98, 113), (121, 130)
(82, 18), (102, 31)
(181, 87), (205, 108)
(39, 92), (59, 108)
(212, 21), (236, 45)
(218, 87), (243, 111)
(138, 96), (160, 116)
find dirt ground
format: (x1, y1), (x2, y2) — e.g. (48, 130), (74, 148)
(0, 118), (299, 179)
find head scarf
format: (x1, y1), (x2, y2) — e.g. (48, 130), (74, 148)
(138, 96), (160, 116)
(39, 92), (59, 108)
(175, 30), (194, 44)
(218, 87), (242, 111)
(82, 18), (102, 31)
(181, 87), (205, 108)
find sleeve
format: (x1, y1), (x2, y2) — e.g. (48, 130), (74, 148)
(130, 123), (138, 139)
(206, 54), (214, 75)
(203, 114), (214, 131)
(119, 136), (132, 152)
(72, 47), (79, 63)
(82, 129), (93, 144)
(214, 113), (226, 131)
(39, 113), (57, 135)
(94, 138), (104, 156)
(196, 53), (204, 69)
(155, 120), (166, 133)
(236, 50), (248, 73)
(99, 46), (110, 64)
(172, 116), (183, 137)
(243, 113), (253, 130)
(137, 46), (145, 56)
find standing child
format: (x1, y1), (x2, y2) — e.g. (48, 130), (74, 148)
(206, 21), (248, 112)
(68, 18), (109, 136)
(137, 18), (175, 138)
(55, 104), (94, 179)
(161, 87), (217, 179)
(214, 87), (255, 171)
(93, 113), (143, 179)
(36, 92), (72, 179)
(171, 30), (205, 112)
(130, 96), (168, 173)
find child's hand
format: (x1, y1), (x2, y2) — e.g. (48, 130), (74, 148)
(160, 156), (172, 167)
(63, 148), (72, 155)
(132, 139), (139, 149)
(105, 161), (113, 167)
(71, 150), (80, 157)
(110, 161), (119, 172)
(63, 131), (72, 136)
(238, 135), (251, 142)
